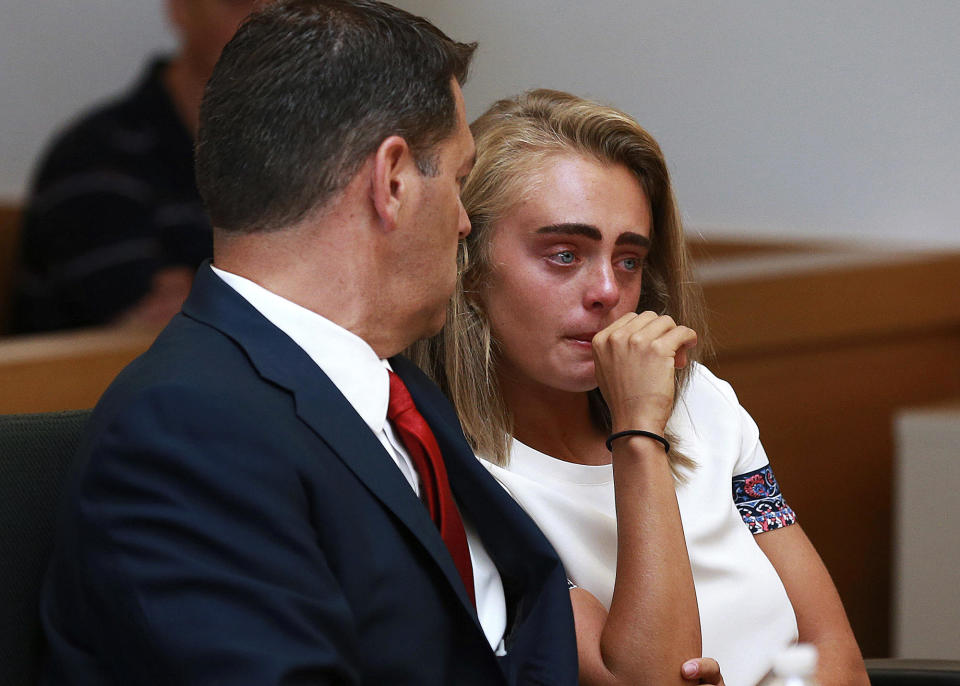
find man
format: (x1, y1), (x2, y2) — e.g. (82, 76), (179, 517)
(11, 1), (262, 333)
(39, 2), (578, 684)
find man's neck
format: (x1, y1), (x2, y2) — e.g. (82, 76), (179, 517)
(214, 224), (410, 360)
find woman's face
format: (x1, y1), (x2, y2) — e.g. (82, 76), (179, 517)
(480, 153), (652, 395)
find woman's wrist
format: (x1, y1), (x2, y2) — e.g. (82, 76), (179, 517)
(606, 429), (670, 453)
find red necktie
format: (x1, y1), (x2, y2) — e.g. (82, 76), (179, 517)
(387, 371), (476, 608)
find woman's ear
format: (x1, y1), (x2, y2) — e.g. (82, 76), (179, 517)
(371, 135), (416, 233)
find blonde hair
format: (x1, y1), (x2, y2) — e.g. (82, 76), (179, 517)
(409, 89), (709, 473)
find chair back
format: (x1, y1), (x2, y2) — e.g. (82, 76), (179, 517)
(0, 204), (21, 334)
(867, 659), (960, 685)
(0, 410), (90, 686)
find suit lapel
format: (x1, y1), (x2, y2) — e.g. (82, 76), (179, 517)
(182, 264), (481, 622)
(290, 384), (479, 618)
(391, 357), (562, 606)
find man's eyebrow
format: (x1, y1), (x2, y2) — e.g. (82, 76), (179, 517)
(535, 223), (651, 249)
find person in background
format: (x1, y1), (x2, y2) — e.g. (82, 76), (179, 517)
(40, 3), (585, 684)
(412, 89), (868, 686)
(11, 1), (262, 333)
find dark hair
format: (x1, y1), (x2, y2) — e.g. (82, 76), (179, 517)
(195, 0), (476, 232)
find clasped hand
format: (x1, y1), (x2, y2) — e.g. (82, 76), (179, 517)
(591, 311), (698, 436)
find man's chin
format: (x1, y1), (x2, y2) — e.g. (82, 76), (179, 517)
(410, 306), (447, 344)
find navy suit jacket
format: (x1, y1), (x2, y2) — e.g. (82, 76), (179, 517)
(40, 264), (578, 685)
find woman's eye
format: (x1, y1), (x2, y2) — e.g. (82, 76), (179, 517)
(621, 257), (639, 271)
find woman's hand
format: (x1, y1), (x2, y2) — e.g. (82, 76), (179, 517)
(591, 311), (697, 435)
(682, 658), (725, 685)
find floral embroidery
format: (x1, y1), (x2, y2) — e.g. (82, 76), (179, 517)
(743, 474), (769, 499)
(732, 465), (797, 534)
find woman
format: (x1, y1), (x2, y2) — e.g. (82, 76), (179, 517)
(412, 90), (868, 686)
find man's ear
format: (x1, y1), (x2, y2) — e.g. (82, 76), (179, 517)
(371, 135), (417, 233)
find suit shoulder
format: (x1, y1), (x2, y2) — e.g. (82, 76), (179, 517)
(98, 314), (281, 419)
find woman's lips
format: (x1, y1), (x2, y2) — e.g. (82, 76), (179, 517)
(568, 332), (598, 345)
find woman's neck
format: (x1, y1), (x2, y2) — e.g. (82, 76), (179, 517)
(499, 372), (611, 466)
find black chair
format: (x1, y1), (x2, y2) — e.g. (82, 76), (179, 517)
(0, 410), (90, 686)
(867, 659), (960, 685)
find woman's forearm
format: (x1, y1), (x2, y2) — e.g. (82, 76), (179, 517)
(584, 312), (703, 685)
(583, 434), (701, 686)
(756, 525), (869, 686)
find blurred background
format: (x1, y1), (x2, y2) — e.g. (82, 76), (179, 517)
(3, 0), (960, 249)
(1, 0), (957, 661)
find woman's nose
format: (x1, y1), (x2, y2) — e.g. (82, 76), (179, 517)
(584, 262), (620, 310)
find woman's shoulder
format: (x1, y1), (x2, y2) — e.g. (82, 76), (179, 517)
(669, 362), (758, 467)
(681, 362), (742, 413)
(675, 363), (770, 478)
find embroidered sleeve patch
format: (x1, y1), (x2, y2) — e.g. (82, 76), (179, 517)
(732, 464), (797, 534)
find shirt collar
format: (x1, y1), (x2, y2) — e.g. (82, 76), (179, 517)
(211, 265), (390, 433)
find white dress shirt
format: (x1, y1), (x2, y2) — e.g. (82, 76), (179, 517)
(211, 266), (507, 653)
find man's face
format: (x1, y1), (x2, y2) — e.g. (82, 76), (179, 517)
(169, 0), (262, 78)
(399, 80), (475, 341)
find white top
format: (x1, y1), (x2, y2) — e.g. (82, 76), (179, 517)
(211, 266), (507, 653)
(483, 364), (799, 686)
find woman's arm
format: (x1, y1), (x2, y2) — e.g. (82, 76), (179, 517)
(756, 525), (869, 686)
(572, 589), (723, 685)
(580, 312), (703, 686)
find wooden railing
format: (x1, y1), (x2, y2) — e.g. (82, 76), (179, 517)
(0, 326), (157, 414)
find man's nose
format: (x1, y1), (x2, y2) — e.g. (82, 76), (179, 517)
(458, 202), (471, 239)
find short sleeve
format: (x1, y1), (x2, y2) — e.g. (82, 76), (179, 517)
(732, 464), (797, 534)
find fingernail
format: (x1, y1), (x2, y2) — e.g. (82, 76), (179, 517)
(682, 660), (698, 678)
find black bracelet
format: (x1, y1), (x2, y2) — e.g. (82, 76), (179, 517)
(605, 430), (670, 453)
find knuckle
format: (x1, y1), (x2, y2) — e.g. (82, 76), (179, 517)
(651, 339), (672, 356)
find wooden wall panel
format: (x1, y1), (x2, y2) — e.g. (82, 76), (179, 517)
(702, 251), (960, 658)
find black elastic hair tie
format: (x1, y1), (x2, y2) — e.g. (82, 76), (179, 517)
(605, 430), (670, 454)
